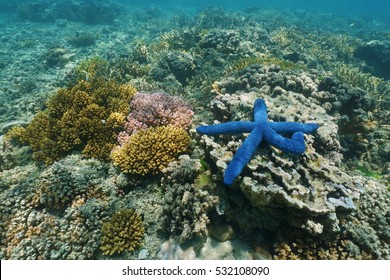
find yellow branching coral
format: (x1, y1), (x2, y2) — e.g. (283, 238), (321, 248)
(111, 125), (191, 175)
(100, 209), (144, 256)
(10, 78), (136, 164)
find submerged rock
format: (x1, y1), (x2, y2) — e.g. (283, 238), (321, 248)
(355, 40), (390, 79)
(196, 66), (389, 258)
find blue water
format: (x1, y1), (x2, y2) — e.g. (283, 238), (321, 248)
(1, 0), (389, 20)
(117, 0), (390, 20)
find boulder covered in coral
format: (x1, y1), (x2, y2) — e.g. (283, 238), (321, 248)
(196, 65), (389, 259)
(355, 40), (390, 79)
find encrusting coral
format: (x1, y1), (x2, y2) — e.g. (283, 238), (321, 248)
(9, 78), (136, 164)
(112, 125), (191, 175)
(100, 209), (144, 256)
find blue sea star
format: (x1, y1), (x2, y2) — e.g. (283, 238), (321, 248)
(197, 99), (319, 185)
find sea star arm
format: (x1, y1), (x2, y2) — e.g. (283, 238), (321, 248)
(269, 122), (319, 134)
(224, 126), (263, 185)
(253, 99), (268, 122)
(196, 121), (255, 135)
(263, 125), (306, 155)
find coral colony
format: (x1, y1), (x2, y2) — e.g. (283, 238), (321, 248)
(1, 2), (389, 261)
(112, 92), (193, 175)
(197, 99), (319, 185)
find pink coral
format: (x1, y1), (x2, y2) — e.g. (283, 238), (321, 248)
(118, 92), (193, 145)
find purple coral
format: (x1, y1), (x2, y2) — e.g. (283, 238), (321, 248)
(118, 92), (194, 145)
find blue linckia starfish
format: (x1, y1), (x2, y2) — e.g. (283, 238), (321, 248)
(197, 99), (319, 185)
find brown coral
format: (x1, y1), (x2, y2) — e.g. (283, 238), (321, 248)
(111, 125), (191, 175)
(11, 78), (136, 164)
(100, 209), (144, 256)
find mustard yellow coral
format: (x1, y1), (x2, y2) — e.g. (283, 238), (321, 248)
(273, 235), (373, 260)
(14, 78), (136, 164)
(100, 209), (144, 256)
(111, 125), (191, 175)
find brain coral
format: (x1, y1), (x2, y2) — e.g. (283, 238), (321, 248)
(12, 78), (136, 164)
(118, 92), (193, 145)
(100, 209), (144, 256)
(112, 125), (191, 175)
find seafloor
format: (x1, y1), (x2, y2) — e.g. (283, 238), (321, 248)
(0, 1), (389, 260)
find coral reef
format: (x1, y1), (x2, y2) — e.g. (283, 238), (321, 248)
(10, 79), (136, 164)
(333, 63), (382, 94)
(273, 177), (389, 260)
(100, 209), (144, 256)
(161, 155), (218, 242)
(355, 40), (390, 79)
(1, 5), (389, 261)
(112, 126), (191, 175)
(0, 155), (112, 259)
(152, 51), (197, 85)
(196, 65), (389, 259)
(195, 7), (244, 29)
(113, 92), (193, 175)
(226, 56), (307, 74)
(119, 92), (194, 144)
(317, 76), (388, 173)
(35, 156), (109, 212)
(67, 33), (97, 48)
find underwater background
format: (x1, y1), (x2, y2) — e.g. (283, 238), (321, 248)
(0, 0), (389, 260)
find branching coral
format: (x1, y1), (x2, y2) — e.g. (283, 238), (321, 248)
(10, 78), (136, 164)
(112, 125), (191, 175)
(161, 155), (218, 242)
(35, 155), (109, 212)
(118, 92), (193, 144)
(333, 63), (382, 94)
(100, 209), (144, 256)
(112, 92), (193, 175)
(273, 236), (372, 260)
(225, 56), (307, 74)
(0, 155), (111, 259)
